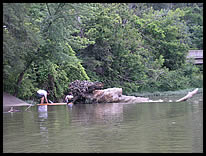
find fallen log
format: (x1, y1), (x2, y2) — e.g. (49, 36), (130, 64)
(68, 80), (199, 104)
(68, 80), (104, 104)
(176, 88), (199, 102)
(90, 88), (198, 104)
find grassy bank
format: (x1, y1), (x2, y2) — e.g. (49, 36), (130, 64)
(129, 88), (203, 97)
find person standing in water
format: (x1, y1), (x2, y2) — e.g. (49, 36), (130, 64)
(65, 92), (74, 106)
(36, 89), (49, 104)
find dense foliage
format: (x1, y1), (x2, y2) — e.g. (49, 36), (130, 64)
(3, 3), (203, 101)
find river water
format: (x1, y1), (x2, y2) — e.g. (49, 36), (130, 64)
(3, 94), (203, 153)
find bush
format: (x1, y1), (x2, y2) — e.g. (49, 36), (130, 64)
(137, 62), (203, 93)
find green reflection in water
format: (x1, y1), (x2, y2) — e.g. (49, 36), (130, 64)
(3, 94), (203, 153)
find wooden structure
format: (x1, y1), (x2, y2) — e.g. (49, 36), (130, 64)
(186, 50), (203, 65)
(37, 103), (67, 106)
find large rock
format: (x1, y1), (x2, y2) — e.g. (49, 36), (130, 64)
(92, 88), (123, 103)
(92, 88), (149, 104)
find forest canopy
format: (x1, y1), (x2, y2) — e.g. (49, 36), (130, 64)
(3, 3), (203, 102)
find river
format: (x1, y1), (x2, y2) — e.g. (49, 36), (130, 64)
(3, 94), (203, 153)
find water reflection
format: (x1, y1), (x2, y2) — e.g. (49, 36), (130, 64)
(69, 103), (123, 125)
(38, 105), (48, 113)
(94, 103), (123, 121)
(38, 105), (49, 148)
(3, 94), (203, 153)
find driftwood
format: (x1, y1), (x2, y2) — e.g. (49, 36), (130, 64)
(91, 88), (199, 104)
(176, 88), (199, 102)
(68, 80), (199, 104)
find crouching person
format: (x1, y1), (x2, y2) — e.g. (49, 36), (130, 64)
(65, 92), (74, 106)
(36, 89), (49, 104)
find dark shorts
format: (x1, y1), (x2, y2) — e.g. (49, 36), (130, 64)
(66, 99), (73, 104)
(36, 93), (44, 99)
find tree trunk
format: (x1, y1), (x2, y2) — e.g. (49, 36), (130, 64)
(68, 80), (199, 104)
(14, 62), (32, 97)
(14, 72), (25, 96)
(176, 88), (199, 102)
(14, 48), (40, 97)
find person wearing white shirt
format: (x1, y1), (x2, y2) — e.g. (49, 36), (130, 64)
(65, 92), (74, 105)
(37, 89), (49, 104)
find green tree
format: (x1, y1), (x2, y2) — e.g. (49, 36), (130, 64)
(3, 3), (41, 95)
(78, 4), (151, 93)
(3, 3), (91, 101)
(3, 3), (203, 100)
(182, 4), (203, 49)
(137, 8), (189, 70)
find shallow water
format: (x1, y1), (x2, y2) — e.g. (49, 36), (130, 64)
(3, 94), (203, 153)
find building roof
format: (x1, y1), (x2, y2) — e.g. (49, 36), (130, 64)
(187, 50), (203, 59)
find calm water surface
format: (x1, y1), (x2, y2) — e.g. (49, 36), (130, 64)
(3, 94), (203, 153)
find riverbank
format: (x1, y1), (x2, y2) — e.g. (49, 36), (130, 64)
(3, 92), (30, 107)
(128, 88), (203, 97)
(3, 88), (202, 107)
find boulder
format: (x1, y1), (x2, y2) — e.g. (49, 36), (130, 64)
(93, 88), (122, 103)
(92, 88), (149, 104)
